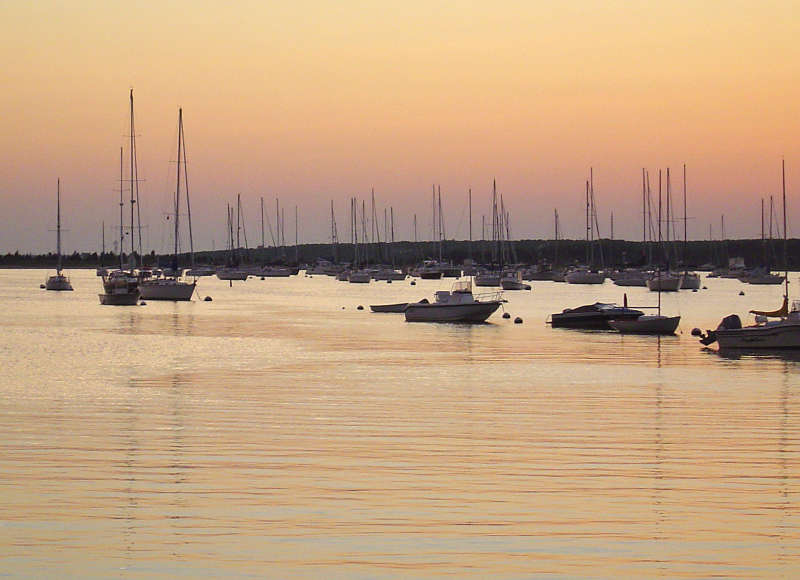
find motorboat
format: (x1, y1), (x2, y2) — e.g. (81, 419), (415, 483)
(99, 269), (140, 305)
(680, 271), (702, 289)
(404, 281), (504, 323)
(474, 270), (501, 287)
(696, 298), (800, 350)
(500, 271), (531, 290)
(548, 302), (644, 330)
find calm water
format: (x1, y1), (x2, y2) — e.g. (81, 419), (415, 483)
(1, 268), (799, 578)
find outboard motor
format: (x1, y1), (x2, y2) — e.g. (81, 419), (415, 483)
(720, 314), (742, 330)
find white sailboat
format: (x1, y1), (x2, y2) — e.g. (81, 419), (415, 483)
(139, 108), (197, 301)
(45, 178), (73, 291)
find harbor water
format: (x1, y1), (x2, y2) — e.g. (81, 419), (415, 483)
(1, 269), (799, 578)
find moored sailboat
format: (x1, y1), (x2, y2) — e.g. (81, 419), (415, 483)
(45, 178), (73, 291)
(138, 108), (196, 301)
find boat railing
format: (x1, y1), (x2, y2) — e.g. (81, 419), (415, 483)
(474, 290), (504, 302)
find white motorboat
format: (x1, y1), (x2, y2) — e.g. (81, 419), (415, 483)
(404, 281), (504, 323)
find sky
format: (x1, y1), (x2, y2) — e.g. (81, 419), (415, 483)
(1, 1), (799, 255)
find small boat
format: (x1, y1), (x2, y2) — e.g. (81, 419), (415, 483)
(646, 271), (683, 291)
(548, 302), (644, 330)
(680, 271), (702, 289)
(612, 269), (648, 287)
(369, 298), (428, 313)
(565, 267), (605, 284)
(404, 281), (504, 323)
(216, 268), (249, 281)
(610, 315), (680, 335)
(474, 270), (501, 287)
(500, 271), (531, 290)
(99, 269), (140, 305)
(348, 270), (371, 283)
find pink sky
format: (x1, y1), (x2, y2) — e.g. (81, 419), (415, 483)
(1, 1), (798, 254)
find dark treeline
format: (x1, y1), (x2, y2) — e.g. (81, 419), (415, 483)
(3, 238), (797, 270)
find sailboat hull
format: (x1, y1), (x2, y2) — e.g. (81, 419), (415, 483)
(609, 315), (680, 335)
(139, 280), (196, 301)
(45, 274), (73, 291)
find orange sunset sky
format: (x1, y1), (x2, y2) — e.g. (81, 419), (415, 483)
(1, 1), (799, 254)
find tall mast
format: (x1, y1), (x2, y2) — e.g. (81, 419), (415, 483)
(174, 108), (182, 266)
(683, 164), (688, 263)
(56, 178), (62, 273)
(468, 187), (473, 261)
(782, 158), (788, 301)
(119, 147), (124, 270)
(260, 196), (265, 248)
(129, 89), (136, 264)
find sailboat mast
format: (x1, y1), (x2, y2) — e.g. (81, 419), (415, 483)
(119, 147), (124, 270)
(56, 178), (62, 273)
(129, 89), (136, 264)
(782, 158), (788, 300)
(174, 109), (182, 264)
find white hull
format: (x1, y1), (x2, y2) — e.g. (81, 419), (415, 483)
(716, 320), (800, 350)
(139, 279), (196, 301)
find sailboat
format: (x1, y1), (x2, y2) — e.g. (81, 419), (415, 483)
(44, 178), (73, 291)
(697, 160), (800, 349)
(217, 196), (249, 280)
(679, 165), (701, 289)
(100, 90), (142, 305)
(99, 143), (140, 306)
(611, 181), (680, 335)
(139, 108), (197, 301)
(566, 170), (605, 284)
(646, 169), (682, 291)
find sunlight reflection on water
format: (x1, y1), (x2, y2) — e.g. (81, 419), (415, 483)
(1, 269), (799, 578)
